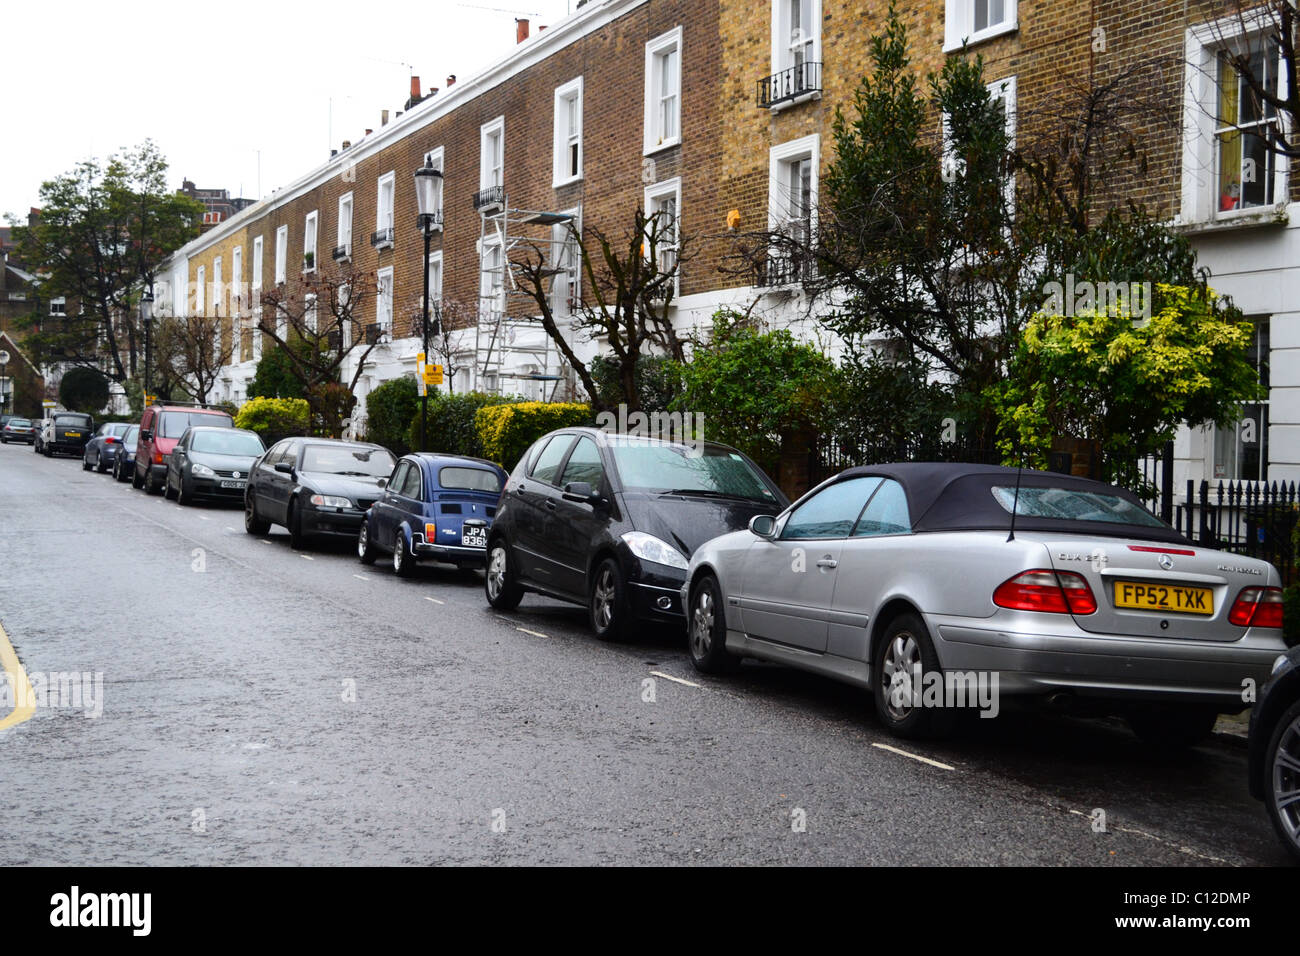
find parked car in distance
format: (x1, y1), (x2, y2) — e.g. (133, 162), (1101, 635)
(165, 426), (265, 506)
(133, 403), (234, 494)
(1, 417), (37, 444)
(682, 462), (1289, 745)
(82, 422), (132, 472)
(358, 453), (508, 577)
(485, 428), (788, 641)
(37, 412), (94, 458)
(1249, 644), (1300, 862)
(244, 437), (396, 550)
(112, 424), (140, 483)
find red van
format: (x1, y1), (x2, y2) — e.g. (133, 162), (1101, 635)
(133, 403), (234, 494)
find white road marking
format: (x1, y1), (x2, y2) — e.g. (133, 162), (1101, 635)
(516, 627), (548, 638)
(425, 597), (445, 605)
(199, 516), (210, 521)
(1059, 807), (1229, 863)
(259, 539), (272, 545)
(299, 554), (314, 560)
(871, 742), (956, 771)
(226, 527), (237, 533)
(353, 574), (370, 581)
(650, 670), (702, 688)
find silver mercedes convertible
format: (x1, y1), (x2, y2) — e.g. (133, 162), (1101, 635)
(680, 463), (1290, 746)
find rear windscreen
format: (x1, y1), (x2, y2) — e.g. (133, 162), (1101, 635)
(159, 412), (233, 438)
(991, 486), (1166, 528)
(439, 466), (502, 493)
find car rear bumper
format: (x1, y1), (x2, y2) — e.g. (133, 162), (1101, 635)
(933, 620), (1284, 708)
(413, 539), (489, 565)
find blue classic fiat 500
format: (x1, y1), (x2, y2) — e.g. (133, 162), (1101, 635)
(358, 452), (508, 577)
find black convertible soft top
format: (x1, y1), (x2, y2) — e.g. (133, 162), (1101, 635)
(834, 462), (1193, 545)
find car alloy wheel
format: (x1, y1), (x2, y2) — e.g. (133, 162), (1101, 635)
(82, 455), (92, 471)
(357, 522), (376, 564)
(1266, 700), (1300, 863)
(164, 473), (178, 500)
(873, 612), (953, 739)
(244, 492), (270, 535)
(288, 500), (306, 551)
(589, 557), (627, 642)
(881, 633), (922, 724)
(393, 530), (415, 578)
(688, 574), (741, 675)
(177, 477), (192, 506)
(484, 541), (523, 611)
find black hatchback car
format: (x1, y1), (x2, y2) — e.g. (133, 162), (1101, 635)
(485, 428), (787, 640)
(244, 437), (396, 549)
(165, 426), (266, 505)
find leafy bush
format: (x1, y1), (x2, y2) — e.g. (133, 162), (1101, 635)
(247, 342), (309, 400)
(475, 401), (594, 470)
(58, 366), (111, 414)
(234, 396), (310, 445)
(364, 376), (419, 456)
(590, 354), (682, 413)
(407, 391), (514, 459)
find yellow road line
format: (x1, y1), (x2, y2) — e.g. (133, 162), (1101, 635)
(0, 621), (35, 731)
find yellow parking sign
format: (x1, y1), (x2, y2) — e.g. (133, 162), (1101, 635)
(424, 364), (443, 386)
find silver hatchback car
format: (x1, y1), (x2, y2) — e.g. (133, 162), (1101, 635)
(682, 463), (1289, 746)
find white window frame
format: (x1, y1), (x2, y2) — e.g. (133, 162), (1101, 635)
(231, 246), (243, 313)
(1181, 11), (1290, 225)
(195, 264), (205, 314)
(944, 0), (1018, 53)
(376, 266), (394, 337)
(553, 78), (584, 186)
(303, 210), (318, 272)
(251, 237), (264, 359)
(424, 148), (445, 232)
(767, 135), (819, 285)
(478, 236), (506, 324)
(274, 226), (288, 284)
(426, 250), (444, 339)
(550, 207), (582, 317)
(644, 27), (683, 155)
(49, 296), (67, 316)
(769, 0), (821, 110)
(337, 192), (353, 259)
(376, 171), (395, 248)
(643, 177), (682, 296)
(480, 118), (505, 191)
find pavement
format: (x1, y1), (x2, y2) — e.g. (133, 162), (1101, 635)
(0, 441), (1292, 865)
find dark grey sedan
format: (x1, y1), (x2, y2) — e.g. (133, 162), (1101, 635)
(165, 426), (266, 506)
(1249, 644), (1300, 862)
(82, 422), (132, 472)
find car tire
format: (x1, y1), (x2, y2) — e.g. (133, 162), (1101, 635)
(244, 491), (270, 535)
(164, 473), (178, 500)
(1127, 706), (1218, 749)
(485, 539), (524, 611)
(1263, 698), (1300, 863)
(392, 529), (416, 578)
(688, 574), (742, 675)
(589, 557), (629, 642)
(132, 464), (144, 489)
(177, 477), (193, 506)
(82, 455), (92, 471)
(96, 454), (109, 474)
(146, 468), (162, 495)
(287, 499), (307, 550)
(357, 521), (377, 565)
(873, 612), (955, 740)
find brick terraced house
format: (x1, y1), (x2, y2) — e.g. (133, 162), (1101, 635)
(154, 0), (1300, 484)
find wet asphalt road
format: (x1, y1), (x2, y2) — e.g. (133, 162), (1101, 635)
(0, 441), (1292, 866)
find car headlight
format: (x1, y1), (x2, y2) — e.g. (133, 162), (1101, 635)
(621, 531), (688, 570)
(310, 494), (352, 509)
(191, 463), (215, 477)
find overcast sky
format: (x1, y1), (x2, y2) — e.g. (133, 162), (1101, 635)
(1, 0), (577, 221)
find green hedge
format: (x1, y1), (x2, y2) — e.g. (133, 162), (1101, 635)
(365, 376), (419, 456)
(406, 391), (514, 459)
(234, 396), (310, 446)
(475, 401), (593, 470)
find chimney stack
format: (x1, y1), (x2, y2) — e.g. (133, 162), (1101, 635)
(516, 18), (530, 43)
(382, 109), (389, 126)
(342, 140), (352, 150)
(365, 128), (373, 136)
(410, 75), (421, 101)
(446, 74), (456, 88)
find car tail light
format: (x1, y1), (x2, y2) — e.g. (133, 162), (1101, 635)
(425, 523), (438, 541)
(994, 570), (1097, 615)
(105, 437), (118, 444)
(1228, 587), (1284, 628)
(153, 451), (163, 464)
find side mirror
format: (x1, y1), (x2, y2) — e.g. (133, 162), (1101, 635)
(377, 477), (388, 489)
(274, 461), (295, 475)
(140, 429), (152, 441)
(562, 481), (601, 505)
(749, 514), (777, 538)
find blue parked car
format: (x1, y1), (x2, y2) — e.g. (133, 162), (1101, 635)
(358, 453), (508, 577)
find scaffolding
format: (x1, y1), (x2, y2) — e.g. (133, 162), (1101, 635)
(473, 187), (577, 401)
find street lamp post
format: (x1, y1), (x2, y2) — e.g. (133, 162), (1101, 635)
(0, 348), (10, 416)
(414, 157), (444, 453)
(140, 287), (155, 404)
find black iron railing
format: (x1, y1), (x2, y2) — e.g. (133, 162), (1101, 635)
(757, 61), (822, 108)
(473, 186), (506, 211)
(332, 244), (350, 261)
(757, 253), (815, 287)
(370, 227), (394, 247)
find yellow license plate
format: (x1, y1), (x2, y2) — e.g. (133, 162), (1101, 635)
(1114, 581), (1214, 615)
(64, 431), (80, 437)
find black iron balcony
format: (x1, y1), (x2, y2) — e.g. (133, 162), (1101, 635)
(326, 329), (342, 351)
(419, 210), (444, 232)
(473, 185), (506, 212)
(370, 227), (394, 248)
(756, 61), (822, 109)
(757, 253), (814, 288)
(364, 323), (387, 345)
(332, 244), (351, 261)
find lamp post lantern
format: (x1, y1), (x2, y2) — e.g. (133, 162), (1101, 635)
(140, 287), (155, 404)
(414, 157), (444, 452)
